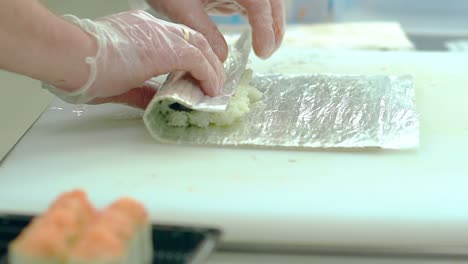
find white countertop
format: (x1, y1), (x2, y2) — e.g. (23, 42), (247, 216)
(206, 252), (467, 264)
(1, 49), (468, 256)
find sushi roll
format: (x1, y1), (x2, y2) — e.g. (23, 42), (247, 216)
(159, 69), (263, 128)
(106, 198), (152, 264)
(8, 191), (152, 264)
(8, 190), (95, 264)
(69, 198), (152, 264)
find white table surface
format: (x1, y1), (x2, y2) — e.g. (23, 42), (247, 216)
(1, 49), (468, 257)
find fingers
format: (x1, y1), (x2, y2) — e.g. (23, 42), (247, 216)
(165, 25), (226, 97)
(151, 1), (229, 62)
(184, 5), (229, 62)
(235, 0), (275, 59)
(234, 0), (284, 58)
(90, 86), (158, 110)
(205, 1), (243, 15)
(176, 44), (221, 97)
(185, 27), (227, 94)
(270, 0), (286, 51)
(107, 9), (225, 98)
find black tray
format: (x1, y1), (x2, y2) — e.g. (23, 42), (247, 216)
(0, 214), (220, 264)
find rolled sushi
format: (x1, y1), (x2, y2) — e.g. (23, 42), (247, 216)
(69, 198), (152, 264)
(8, 191), (152, 264)
(8, 190), (95, 264)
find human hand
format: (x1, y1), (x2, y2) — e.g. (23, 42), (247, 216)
(147, 0), (286, 61)
(46, 10), (225, 109)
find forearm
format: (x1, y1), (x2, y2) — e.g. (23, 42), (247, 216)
(0, 0), (96, 92)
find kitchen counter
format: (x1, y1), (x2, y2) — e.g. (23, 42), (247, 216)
(1, 49), (468, 260)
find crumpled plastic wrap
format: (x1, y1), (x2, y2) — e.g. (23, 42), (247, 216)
(144, 72), (419, 149)
(143, 30), (419, 150)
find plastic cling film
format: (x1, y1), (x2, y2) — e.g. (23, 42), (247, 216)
(144, 73), (419, 150)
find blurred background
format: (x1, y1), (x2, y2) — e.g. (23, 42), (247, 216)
(41, 0), (468, 51)
(42, 0), (468, 34)
(213, 0), (468, 35)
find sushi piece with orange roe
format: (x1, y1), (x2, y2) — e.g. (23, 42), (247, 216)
(8, 191), (152, 264)
(69, 198), (152, 264)
(8, 190), (96, 264)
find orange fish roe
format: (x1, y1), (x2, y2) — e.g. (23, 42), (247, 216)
(97, 209), (134, 240)
(11, 190), (95, 258)
(72, 198), (149, 259)
(15, 225), (68, 259)
(9, 191), (152, 264)
(71, 224), (125, 260)
(49, 190), (95, 219)
(107, 198), (148, 225)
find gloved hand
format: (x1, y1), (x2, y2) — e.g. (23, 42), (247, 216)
(45, 10), (225, 109)
(145, 0), (285, 61)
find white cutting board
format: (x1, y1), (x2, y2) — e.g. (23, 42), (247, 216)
(1, 49), (468, 254)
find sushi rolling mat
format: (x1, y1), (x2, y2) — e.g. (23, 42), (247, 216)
(0, 48), (468, 254)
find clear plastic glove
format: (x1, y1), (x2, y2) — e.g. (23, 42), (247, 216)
(146, 0), (285, 61)
(45, 10), (225, 109)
